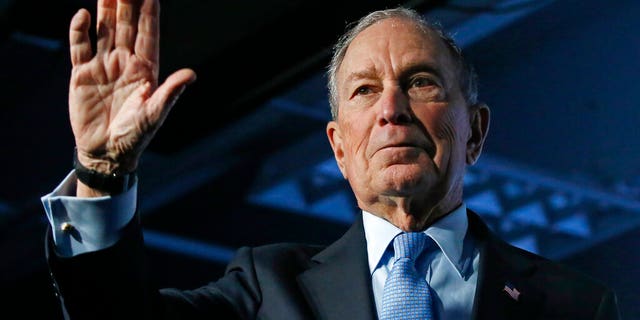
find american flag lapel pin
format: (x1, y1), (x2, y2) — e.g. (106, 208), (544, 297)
(503, 282), (521, 301)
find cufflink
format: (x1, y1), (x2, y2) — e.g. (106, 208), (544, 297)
(61, 222), (74, 232)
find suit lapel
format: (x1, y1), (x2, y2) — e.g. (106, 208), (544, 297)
(297, 217), (378, 320)
(468, 210), (546, 320)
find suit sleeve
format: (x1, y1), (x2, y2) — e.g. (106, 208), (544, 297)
(45, 213), (245, 320)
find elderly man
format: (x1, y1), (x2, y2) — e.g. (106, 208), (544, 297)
(42, 0), (620, 319)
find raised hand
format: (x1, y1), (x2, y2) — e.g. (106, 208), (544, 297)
(68, 0), (196, 188)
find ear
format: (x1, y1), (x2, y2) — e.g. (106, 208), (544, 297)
(326, 120), (348, 179)
(466, 103), (490, 165)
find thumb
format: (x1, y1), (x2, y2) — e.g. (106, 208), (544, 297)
(146, 68), (197, 127)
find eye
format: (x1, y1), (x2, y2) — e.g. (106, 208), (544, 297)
(355, 85), (373, 95)
(407, 75), (444, 101)
(409, 76), (437, 88)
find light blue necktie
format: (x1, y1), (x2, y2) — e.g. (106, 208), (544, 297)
(380, 232), (433, 320)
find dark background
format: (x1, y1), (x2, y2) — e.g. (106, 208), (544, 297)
(1, 0), (639, 318)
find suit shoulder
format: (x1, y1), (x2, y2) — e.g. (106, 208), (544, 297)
(252, 242), (325, 261)
(537, 256), (611, 291)
(228, 242), (324, 271)
(470, 210), (609, 290)
(499, 238), (612, 295)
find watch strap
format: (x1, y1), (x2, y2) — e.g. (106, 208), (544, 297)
(73, 148), (136, 194)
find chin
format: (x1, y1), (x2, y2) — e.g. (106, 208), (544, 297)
(380, 165), (434, 195)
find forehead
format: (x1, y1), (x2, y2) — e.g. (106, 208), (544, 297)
(338, 18), (456, 83)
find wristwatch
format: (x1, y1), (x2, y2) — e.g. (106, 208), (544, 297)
(72, 148), (136, 194)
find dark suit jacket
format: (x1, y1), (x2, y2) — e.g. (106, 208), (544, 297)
(46, 210), (620, 320)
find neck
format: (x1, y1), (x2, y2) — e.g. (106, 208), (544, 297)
(361, 195), (462, 231)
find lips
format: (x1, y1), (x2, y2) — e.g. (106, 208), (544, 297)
(368, 125), (436, 159)
(379, 142), (434, 157)
(372, 133), (435, 159)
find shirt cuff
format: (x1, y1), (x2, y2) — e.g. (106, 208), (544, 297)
(40, 170), (138, 257)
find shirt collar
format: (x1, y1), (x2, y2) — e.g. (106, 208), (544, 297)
(362, 203), (469, 278)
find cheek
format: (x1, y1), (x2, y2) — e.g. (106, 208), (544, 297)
(338, 120), (379, 185)
(339, 115), (372, 159)
(419, 106), (470, 167)
(422, 106), (468, 144)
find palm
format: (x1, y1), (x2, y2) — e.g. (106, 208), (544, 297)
(68, 0), (195, 171)
(70, 49), (157, 158)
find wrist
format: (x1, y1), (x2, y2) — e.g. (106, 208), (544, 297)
(75, 148), (137, 174)
(73, 148), (136, 195)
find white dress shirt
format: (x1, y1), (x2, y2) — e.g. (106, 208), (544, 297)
(40, 170), (137, 257)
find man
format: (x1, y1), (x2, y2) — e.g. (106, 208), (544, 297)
(42, 0), (620, 319)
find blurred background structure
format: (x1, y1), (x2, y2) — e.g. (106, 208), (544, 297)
(1, 0), (639, 318)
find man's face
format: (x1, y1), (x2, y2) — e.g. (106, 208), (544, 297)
(327, 18), (486, 216)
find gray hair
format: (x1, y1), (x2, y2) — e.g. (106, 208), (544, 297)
(326, 7), (478, 120)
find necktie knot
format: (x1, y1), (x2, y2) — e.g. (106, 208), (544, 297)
(393, 232), (427, 261)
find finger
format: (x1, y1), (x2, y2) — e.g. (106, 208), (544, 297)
(69, 9), (93, 66)
(145, 68), (197, 125)
(115, 0), (140, 51)
(96, 0), (117, 54)
(135, 0), (159, 63)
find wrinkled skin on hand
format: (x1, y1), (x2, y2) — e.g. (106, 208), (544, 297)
(68, 0), (196, 175)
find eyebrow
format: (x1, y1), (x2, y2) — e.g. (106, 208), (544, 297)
(343, 62), (447, 85)
(343, 69), (379, 85)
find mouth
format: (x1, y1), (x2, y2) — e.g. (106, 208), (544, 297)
(369, 127), (437, 159)
(377, 142), (436, 158)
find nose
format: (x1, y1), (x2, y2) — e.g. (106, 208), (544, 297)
(378, 86), (412, 125)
